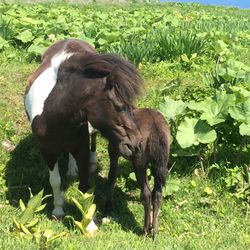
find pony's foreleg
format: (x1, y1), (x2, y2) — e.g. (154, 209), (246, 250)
(133, 159), (151, 235)
(49, 162), (65, 218)
(73, 125), (90, 193)
(105, 143), (119, 213)
(41, 149), (65, 218)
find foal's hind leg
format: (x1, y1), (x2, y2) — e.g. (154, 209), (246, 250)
(105, 143), (119, 213)
(40, 150), (64, 218)
(151, 182), (163, 236)
(151, 163), (167, 236)
(132, 159), (151, 235)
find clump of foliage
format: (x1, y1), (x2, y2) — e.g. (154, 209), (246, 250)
(70, 188), (98, 237)
(11, 189), (66, 246)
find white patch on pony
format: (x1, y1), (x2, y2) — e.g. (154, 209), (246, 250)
(67, 153), (78, 178)
(25, 51), (74, 123)
(49, 162), (65, 217)
(88, 122), (98, 135)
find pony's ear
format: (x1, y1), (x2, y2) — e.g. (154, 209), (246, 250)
(105, 65), (120, 89)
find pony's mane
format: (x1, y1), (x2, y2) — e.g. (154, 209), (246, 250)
(80, 53), (143, 103)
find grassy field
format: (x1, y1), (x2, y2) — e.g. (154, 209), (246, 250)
(0, 2), (250, 249)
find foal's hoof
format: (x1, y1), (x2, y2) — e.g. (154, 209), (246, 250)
(52, 207), (65, 220)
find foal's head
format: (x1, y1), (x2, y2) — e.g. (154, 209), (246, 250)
(65, 53), (143, 157)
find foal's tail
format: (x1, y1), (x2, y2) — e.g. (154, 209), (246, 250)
(149, 118), (170, 187)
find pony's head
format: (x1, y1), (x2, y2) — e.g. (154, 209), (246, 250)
(65, 53), (143, 157)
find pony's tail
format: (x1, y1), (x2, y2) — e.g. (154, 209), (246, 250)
(149, 125), (170, 187)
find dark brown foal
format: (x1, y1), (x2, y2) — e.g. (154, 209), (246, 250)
(105, 108), (170, 236)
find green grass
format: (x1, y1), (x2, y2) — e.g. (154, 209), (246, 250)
(0, 2), (250, 249)
(0, 48), (249, 249)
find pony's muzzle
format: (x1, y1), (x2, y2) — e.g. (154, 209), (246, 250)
(119, 143), (133, 158)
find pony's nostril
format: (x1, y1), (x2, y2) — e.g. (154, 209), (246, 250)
(125, 143), (134, 152)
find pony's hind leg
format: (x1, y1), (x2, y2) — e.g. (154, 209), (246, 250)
(66, 153), (78, 178)
(133, 159), (151, 235)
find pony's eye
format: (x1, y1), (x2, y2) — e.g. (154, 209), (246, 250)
(116, 105), (127, 112)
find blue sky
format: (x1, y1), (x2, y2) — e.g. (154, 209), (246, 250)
(163, 1), (250, 9)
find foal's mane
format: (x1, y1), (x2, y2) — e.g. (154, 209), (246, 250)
(80, 53), (142, 103)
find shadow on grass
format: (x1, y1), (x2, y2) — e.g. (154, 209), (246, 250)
(5, 135), (142, 234)
(4, 135), (72, 214)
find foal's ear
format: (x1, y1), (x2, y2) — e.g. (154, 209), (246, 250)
(105, 65), (120, 89)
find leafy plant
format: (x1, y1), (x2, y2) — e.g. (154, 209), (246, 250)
(12, 188), (51, 235)
(176, 117), (216, 149)
(70, 188), (98, 237)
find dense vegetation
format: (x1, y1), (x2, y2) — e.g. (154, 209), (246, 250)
(0, 2), (250, 249)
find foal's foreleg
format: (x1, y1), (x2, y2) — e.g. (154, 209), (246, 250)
(105, 143), (119, 213)
(133, 160), (151, 235)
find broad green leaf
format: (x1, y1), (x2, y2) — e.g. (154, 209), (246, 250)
(213, 39), (229, 55)
(159, 97), (187, 121)
(176, 118), (198, 148)
(229, 98), (250, 124)
(177, 118), (216, 148)
(163, 179), (180, 196)
(231, 86), (250, 104)
(195, 120), (217, 144)
(15, 30), (34, 43)
(189, 90), (235, 126)
(28, 44), (47, 55)
(239, 123), (250, 136)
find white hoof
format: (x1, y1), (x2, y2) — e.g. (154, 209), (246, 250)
(52, 207), (65, 219)
(86, 220), (98, 236)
